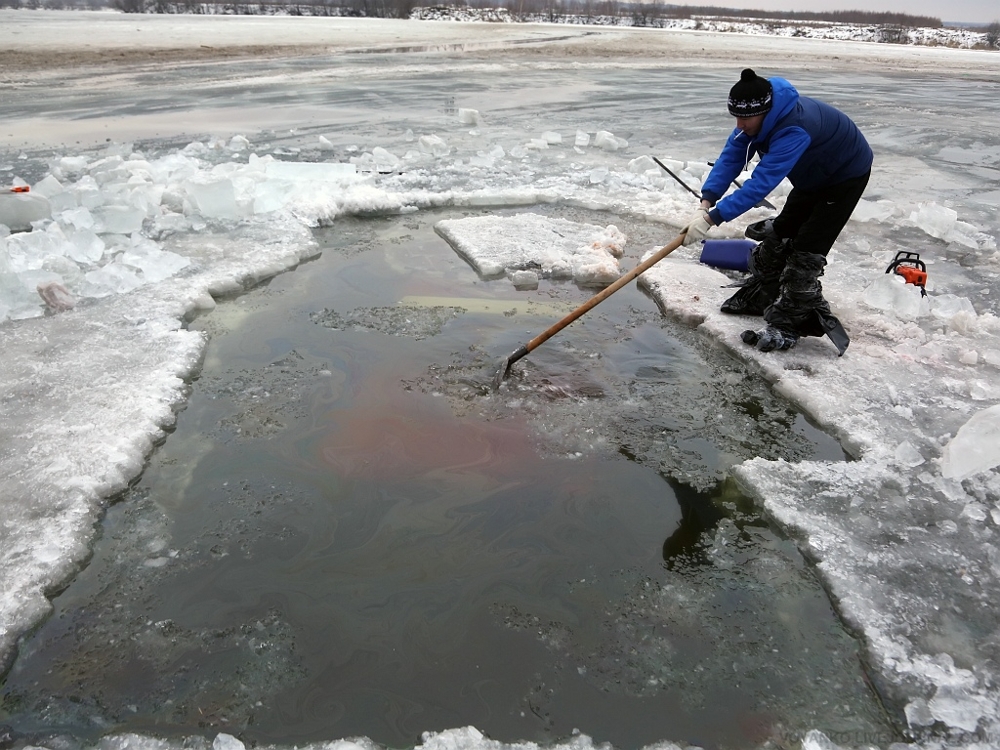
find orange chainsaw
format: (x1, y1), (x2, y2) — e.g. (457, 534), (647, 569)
(886, 251), (928, 297)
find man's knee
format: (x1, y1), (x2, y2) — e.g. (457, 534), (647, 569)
(747, 235), (792, 280)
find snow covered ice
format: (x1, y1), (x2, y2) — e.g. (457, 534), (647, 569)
(2, 9), (1000, 750)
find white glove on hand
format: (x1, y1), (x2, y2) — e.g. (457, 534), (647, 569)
(681, 208), (713, 246)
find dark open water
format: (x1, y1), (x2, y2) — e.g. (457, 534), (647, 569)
(0, 207), (898, 750)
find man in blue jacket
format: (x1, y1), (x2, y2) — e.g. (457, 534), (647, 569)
(682, 69), (872, 355)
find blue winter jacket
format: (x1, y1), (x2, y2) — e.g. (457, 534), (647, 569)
(702, 77), (873, 226)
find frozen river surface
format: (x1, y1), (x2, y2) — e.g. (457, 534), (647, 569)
(2, 10), (1000, 750)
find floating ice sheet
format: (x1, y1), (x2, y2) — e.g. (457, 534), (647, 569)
(435, 213), (626, 286)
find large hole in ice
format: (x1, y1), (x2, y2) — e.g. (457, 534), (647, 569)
(0, 208), (899, 750)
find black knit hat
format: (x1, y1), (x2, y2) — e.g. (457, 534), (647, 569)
(728, 68), (773, 117)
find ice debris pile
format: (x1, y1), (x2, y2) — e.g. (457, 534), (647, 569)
(0, 126), (710, 323)
(0, 140), (363, 322)
(0, 188), (52, 232)
(99, 728), (708, 750)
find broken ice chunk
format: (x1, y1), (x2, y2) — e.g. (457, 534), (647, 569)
(61, 206), (95, 230)
(263, 161), (358, 183)
(94, 205), (145, 234)
(929, 294), (977, 327)
(458, 108), (480, 125)
(0, 191), (52, 232)
(904, 697), (934, 728)
(510, 270), (539, 290)
(861, 273), (928, 320)
(184, 177), (241, 221)
(627, 155), (657, 174)
(588, 225), (626, 258)
(213, 734), (246, 750)
(418, 134), (450, 157)
(589, 168), (608, 184)
(593, 131), (619, 151)
(909, 202), (957, 240)
(122, 243), (190, 284)
(941, 404), (1000, 480)
(574, 259), (620, 287)
(82, 261), (143, 297)
(894, 441), (925, 467)
(37, 281), (75, 312)
(851, 198), (897, 223)
(928, 683), (989, 733)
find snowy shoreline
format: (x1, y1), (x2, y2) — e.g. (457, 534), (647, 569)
(2, 12), (1000, 750)
(408, 6), (996, 50)
(2, 9), (999, 85)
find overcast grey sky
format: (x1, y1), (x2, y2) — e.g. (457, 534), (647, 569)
(683, 1), (997, 25)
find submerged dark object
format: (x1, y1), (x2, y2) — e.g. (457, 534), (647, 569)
(0, 724), (17, 750)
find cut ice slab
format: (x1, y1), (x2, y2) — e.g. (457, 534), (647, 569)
(941, 403), (1000, 480)
(253, 160), (364, 213)
(263, 160), (359, 183)
(0, 191), (52, 232)
(435, 212), (626, 286)
(862, 273), (929, 320)
(908, 202), (957, 240)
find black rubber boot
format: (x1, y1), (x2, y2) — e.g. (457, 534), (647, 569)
(741, 326), (799, 352)
(744, 218), (777, 241)
(720, 235), (791, 316)
(763, 252), (850, 356)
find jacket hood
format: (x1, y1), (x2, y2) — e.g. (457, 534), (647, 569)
(754, 77), (799, 143)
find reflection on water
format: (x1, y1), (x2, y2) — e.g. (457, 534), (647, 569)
(661, 480), (728, 568)
(0, 209), (897, 750)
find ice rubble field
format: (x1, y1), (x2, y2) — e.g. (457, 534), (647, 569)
(1, 114), (1000, 750)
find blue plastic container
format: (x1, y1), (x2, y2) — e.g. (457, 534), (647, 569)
(699, 239), (755, 272)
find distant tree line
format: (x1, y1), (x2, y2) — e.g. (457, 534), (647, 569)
(0, 0), (943, 25)
(655, 5), (942, 28)
(987, 21), (1000, 47)
(6, 0), (1000, 49)
(0, 0), (104, 7)
(125, 0), (943, 26)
